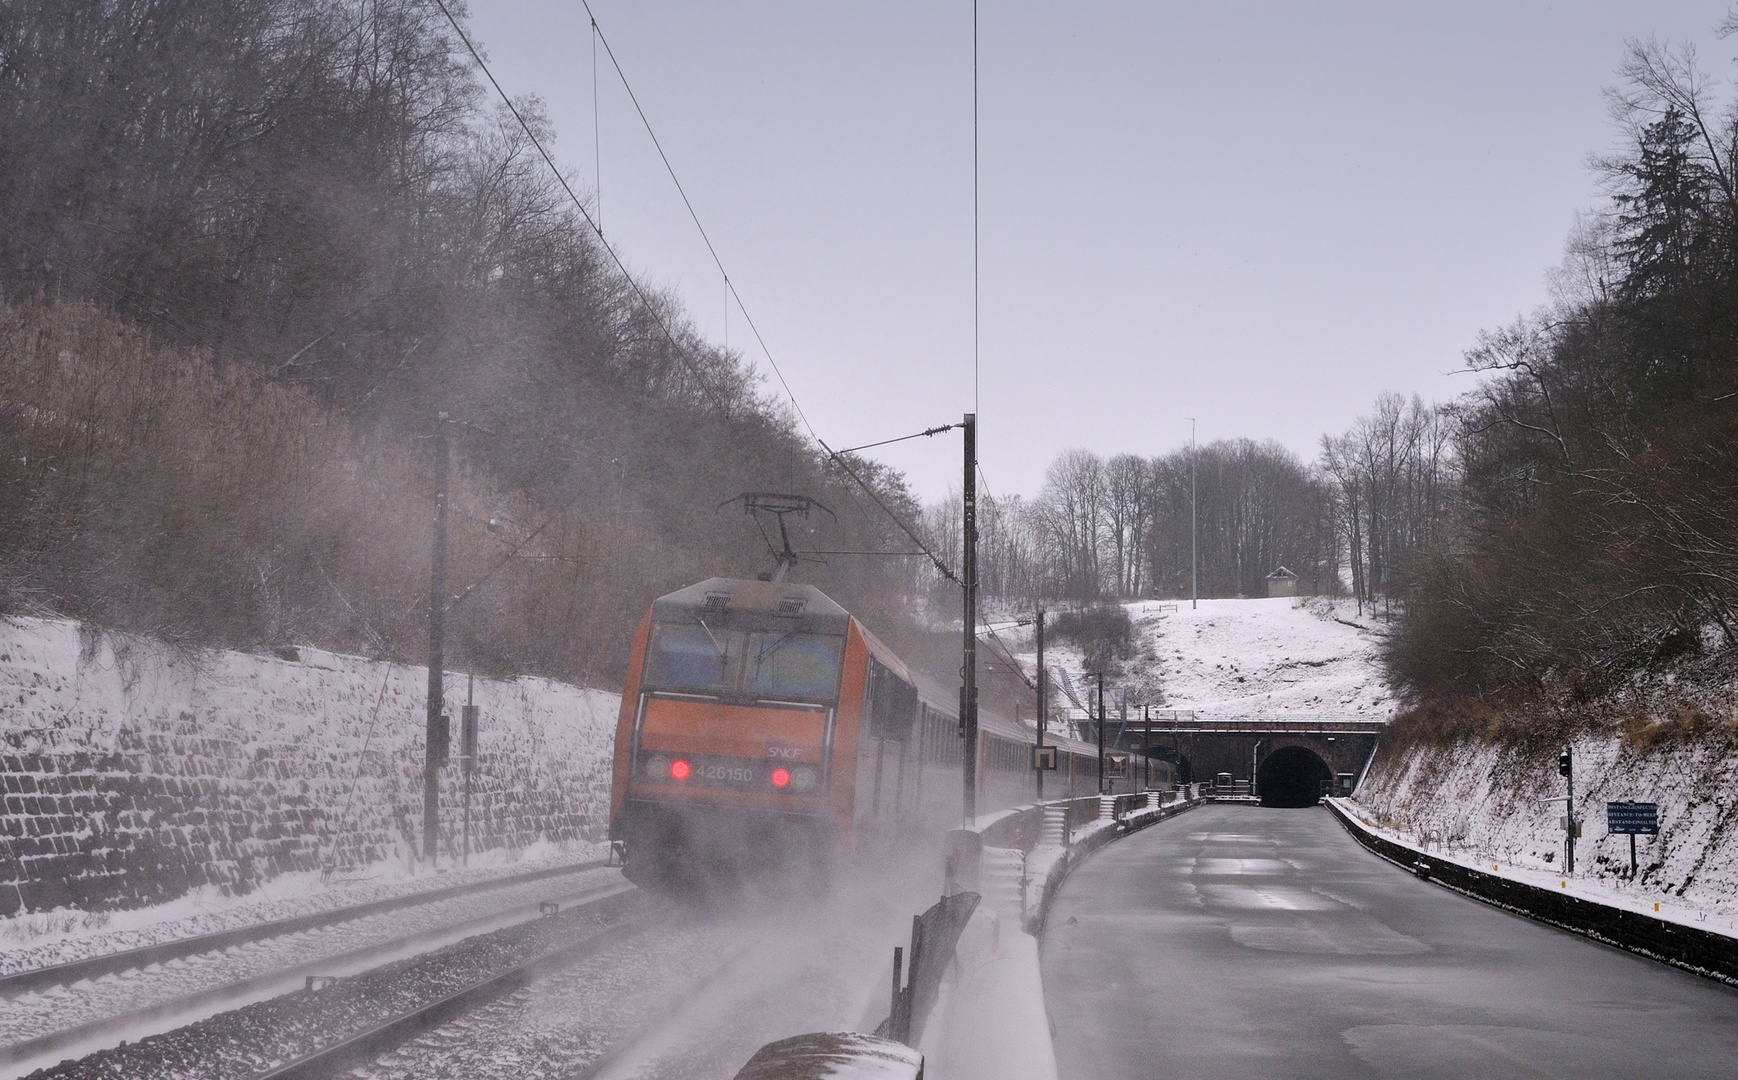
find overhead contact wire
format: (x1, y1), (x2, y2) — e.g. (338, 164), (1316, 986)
(579, 0), (819, 444)
(428, 0), (732, 414)
(440, 2), (957, 584)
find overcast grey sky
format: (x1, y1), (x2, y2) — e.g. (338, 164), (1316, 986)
(465, 1), (1735, 501)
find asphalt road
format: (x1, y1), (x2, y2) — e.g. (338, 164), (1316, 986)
(1040, 804), (1738, 1079)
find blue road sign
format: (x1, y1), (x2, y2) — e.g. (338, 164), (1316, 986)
(1606, 801), (1658, 835)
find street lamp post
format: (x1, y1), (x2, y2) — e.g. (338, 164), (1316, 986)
(1189, 417), (1198, 611)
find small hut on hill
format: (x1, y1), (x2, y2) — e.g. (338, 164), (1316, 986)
(1266, 565), (1300, 598)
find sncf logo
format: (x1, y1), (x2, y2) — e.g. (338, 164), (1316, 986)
(765, 740), (806, 761)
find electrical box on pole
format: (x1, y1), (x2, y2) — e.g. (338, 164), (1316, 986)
(460, 704), (479, 773)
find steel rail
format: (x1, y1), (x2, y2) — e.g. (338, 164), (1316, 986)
(0, 880), (634, 1073)
(1, 859), (608, 997)
(256, 898), (650, 1080)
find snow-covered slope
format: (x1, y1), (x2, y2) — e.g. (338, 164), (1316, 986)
(1140, 597), (1392, 717)
(1354, 729), (1738, 923)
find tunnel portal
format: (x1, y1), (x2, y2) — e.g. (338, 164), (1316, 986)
(1256, 745), (1334, 808)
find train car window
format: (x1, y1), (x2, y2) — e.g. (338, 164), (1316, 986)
(865, 659), (918, 742)
(744, 631), (844, 701)
(645, 622), (744, 691)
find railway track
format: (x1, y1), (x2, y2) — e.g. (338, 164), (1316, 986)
(1, 858), (608, 997)
(259, 909), (650, 1080)
(355, 866), (932, 1080)
(18, 885), (649, 1080)
(1, 876), (634, 1079)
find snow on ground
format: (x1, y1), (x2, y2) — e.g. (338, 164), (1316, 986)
(1353, 726), (1738, 922)
(0, 842), (611, 976)
(1137, 597), (1393, 717)
(991, 595), (1392, 720)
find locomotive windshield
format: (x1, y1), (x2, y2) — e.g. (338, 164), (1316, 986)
(645, 621), (745, 691)
(645, 620), (843, 703)
(745, 631), (844, 701)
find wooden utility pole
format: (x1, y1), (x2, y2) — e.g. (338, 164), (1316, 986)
(961, 413), (979, 824)
(424, 413), (450, 864)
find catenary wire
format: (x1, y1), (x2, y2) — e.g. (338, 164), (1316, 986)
(429, 0), (733, 414)
(821, 441), (960, 583)
(834, 424), (961, 455)
(440, 2), (960, 584)
(579, 0), (820, 444)
(570, 4), (962, 581)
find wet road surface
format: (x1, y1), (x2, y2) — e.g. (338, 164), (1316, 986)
(1041, 804), (1738, 1079)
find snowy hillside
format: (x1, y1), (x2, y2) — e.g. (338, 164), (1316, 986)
(1141, 597), (1393, 717)
(995, 595), (1393, 720)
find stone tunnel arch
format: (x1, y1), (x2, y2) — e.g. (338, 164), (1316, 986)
(1256, 745), (1333, 808)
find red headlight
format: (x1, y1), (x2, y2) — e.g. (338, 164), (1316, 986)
(771, 767), (790, 788)
(669, 759), (691, 780)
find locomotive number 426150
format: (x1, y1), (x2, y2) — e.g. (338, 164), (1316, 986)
(696, 762), (757, 784)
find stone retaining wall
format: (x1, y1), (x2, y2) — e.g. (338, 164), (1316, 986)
(0, 618), (617, 914)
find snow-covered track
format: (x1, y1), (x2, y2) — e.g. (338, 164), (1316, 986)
(569, 938), (760, 1080)
(1, 876), (634, 1076)
(0, 859), (608, 997)
(20, 886), (649, 1080)
(259, 910), (646, 1080)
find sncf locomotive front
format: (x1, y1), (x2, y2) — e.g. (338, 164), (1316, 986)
(608, 578), (865, 887)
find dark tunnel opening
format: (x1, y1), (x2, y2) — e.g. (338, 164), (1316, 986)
(1256, 745), (1333, 808)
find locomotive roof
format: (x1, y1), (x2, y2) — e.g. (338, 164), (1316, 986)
(651, 576), (852, 635)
